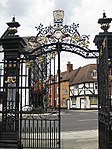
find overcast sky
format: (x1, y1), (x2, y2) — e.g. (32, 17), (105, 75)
(0, 0), (112, 71)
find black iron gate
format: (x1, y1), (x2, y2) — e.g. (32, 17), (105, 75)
(0, 46), (61, 148)
(0, 10), (108, 149)
(0, 42), (61, 148)
(19, 55), (61, 148)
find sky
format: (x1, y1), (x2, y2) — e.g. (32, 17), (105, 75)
(0, 0), (112, 71)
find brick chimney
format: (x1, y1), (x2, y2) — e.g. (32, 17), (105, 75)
(67, 61), (73, 73)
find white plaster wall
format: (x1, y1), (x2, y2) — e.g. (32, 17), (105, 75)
(76, 97), (80, 108)
(67, 99), (70, 109)
(70, 86), (74, 96)
(85, 96), (90, 108)
(91, 105), (98, 108)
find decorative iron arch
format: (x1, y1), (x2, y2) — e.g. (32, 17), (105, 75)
(26, 10), (99, 58)
(28, 42), (98, 58)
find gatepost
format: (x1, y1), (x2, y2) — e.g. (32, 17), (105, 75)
(0, 17), (26, 148)
(94, 12), (112, 149)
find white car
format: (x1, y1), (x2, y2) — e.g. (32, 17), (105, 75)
(22, 105), (33, 112)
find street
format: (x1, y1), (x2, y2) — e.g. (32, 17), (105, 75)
(61, 109), (98, 132)
(0, 110), (98, 132)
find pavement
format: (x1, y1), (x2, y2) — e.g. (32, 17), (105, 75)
(0, 129), (98, 149)
(61, 129), (98, 149)
(61, 109), (98, 149)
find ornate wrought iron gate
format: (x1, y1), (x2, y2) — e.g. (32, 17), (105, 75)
(19, 54), (61, 149)
(0, 39), (61, 148)
(0, 45), (61, 148)
(1, 10), (110, 149)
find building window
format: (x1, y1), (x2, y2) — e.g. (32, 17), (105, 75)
(74, 84), (78, 89)
(90, 83), (93, 88)
(94, 82), (98, 90)
(62, 98), (66, 106)
(70, 89), (74, 96)
(0, 64), (3, 90)
(91, 70), (97, 78)
(56, 76), (58, 82)
(85, 83), (89, 87)
(0, 97), (2, 104)
(72, 98), (76, 105)
(50, 98), (52, 106)
(57, 98), (59, 105)
(49, 87), (52, 95)
(57, 87), (59, 94)
(90, 97), (97, 105)
(63, 89), (67, 94)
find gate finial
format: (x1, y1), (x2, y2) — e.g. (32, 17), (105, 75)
(12, 15), (15, 22)
(98, 11), (112, 32)
(53, 10), (64, 26)
(103, 10), (106, 18)
(6, 16), (20, 35)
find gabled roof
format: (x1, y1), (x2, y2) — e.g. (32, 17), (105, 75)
(60, 64), (97, 85)
(70, 64), (97, 85)
(60, 67), (81, 83)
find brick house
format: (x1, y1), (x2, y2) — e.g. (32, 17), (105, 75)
(49, 62), (80, 108)
(49, 62), (98, 109)
(60, 62), (79, 108)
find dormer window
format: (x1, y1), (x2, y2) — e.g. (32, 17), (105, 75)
(91, 70), (97, 78)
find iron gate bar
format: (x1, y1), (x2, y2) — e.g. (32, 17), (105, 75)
(57, 45), (61, 148)
(21, 116), (60, 148)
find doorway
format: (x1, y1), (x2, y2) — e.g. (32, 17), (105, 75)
(80, 98), (86, 109)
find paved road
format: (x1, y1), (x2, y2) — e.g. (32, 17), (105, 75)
(61, 109), (98, 131)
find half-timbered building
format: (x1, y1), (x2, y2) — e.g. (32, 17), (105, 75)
(69, 64), (98, 109)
